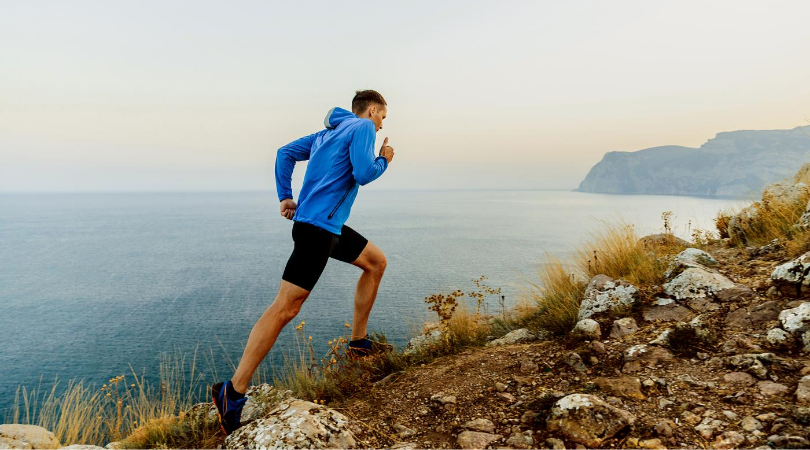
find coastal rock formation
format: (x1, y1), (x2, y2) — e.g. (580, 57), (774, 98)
(577, 125), (810, 197)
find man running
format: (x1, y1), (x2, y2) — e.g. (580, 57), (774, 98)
(211, 90), (395, 435)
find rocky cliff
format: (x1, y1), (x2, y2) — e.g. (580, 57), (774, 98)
(577, 126), (810, 197)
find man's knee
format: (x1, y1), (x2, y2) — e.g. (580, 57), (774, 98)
(275, 282), (309, 322)
(366, 250), (387, 277)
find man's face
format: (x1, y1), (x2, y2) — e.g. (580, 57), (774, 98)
(368, 105), (387, 132)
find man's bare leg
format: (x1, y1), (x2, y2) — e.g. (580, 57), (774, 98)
(231, 280), (310, 393)
(349, 241), (387, 340)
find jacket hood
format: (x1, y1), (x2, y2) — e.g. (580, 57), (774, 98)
(323, 107), (356, 129)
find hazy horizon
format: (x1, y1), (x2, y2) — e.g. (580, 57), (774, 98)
(2, 1), (809, 193)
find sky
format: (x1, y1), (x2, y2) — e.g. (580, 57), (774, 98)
(1, 0), (810, 193)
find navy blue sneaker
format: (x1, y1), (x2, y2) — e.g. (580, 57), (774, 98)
(211, 380), (247, 435)
(348, 334), (393, 359)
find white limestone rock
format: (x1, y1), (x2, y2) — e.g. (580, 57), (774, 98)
(577, 275), (639, 321)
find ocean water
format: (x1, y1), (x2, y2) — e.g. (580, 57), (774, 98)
(0, 190), (742, 414)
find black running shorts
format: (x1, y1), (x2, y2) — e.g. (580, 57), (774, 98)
(281, 221), (369, 291)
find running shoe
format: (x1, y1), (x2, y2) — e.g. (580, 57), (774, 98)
(211, 380), (247, 436)
(348, 333), (393, 358)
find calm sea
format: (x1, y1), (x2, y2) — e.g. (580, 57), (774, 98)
(0, 190), (742, 414)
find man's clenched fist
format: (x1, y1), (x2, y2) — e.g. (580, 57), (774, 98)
(280, 198), (296, 220)
(380, 137), (394, 163)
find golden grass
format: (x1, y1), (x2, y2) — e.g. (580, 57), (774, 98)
(7, 348), (213, 447)
(721, 188), (810, 252)
(519, 218), (686, 335)
(575, 222), (680, 287)
(520, 258), (585, 335)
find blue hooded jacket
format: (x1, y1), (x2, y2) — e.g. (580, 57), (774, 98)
(275, 107), (388, 235)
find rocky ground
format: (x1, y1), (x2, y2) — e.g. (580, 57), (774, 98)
(326, 241), (810, 449)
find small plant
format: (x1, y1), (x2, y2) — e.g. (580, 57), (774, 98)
(424, 289), (463, 336)
(715, 210), (732, 239)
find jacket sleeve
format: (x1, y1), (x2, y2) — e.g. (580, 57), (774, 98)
(349, 121), (388, 186)
(275, 132), (317, 201)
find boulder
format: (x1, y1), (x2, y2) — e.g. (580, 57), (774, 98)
(0, 425), (60, 450)
(761, 180), (809, 209)
(664, 248), (719, 280)
(571, 319), (601, 340)
(663, 267), (739, 304)
(577, 275), (639, 321)
(224, 399), (357, 449)
(485, 328), (536, 347)
(546, 394), (635, 448)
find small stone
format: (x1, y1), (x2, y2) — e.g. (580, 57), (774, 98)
(638, 438), (667, 449)
(485, 328), (537, 347)
(544, 438), (566, 450)
(694, 417), (724, 439)
(712, 430), (745, 449)
(659, 398), (675, 410)
(572, 319), (601, 340)
(741, 416), (763, 431)
(723, 371), (757, 386)
(653, 420), (673, 437)
(722, 410), (739, 421)
(495, 382), (508, 392)
(594, 376), (645, 399)
(757, 380), (789, 396)
(456, 431), (501, 449)
(497, 392), (516, 403)
(520, 410), (538, 425)
(393, 423), (416, 438)
(623, 344), (674, 373)
(610, 317), (639, 338)
(765, 328), (794, 349)
(796, 375), (810, 405)
(519, 358), (538, 373)
(505, 431), (534, 449)
(589, 340), (607, 354)
(563, 351), (587, 372)
(680, 410), (701, 426)
(461, 418), (495, 433)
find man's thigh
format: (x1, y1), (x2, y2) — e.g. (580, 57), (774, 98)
(330, 225), (369, 264)
(281, 222), (337, 292)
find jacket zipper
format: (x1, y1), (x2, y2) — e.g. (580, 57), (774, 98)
(327, 185), (353, 220)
